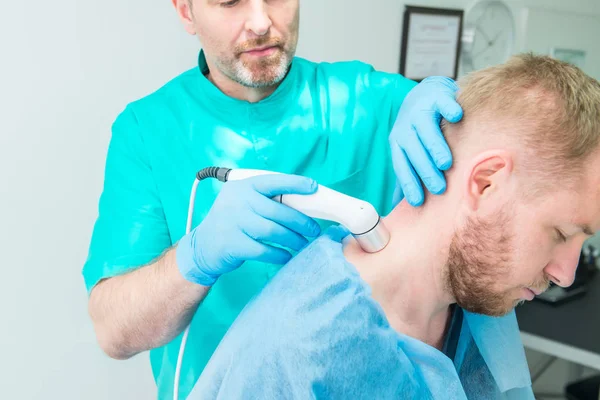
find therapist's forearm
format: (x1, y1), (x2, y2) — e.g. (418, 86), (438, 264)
(88, 247), (209, 360)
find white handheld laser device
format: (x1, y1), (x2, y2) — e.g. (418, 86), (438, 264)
(224, 168), (390, 252)
(173, 167), (390, 399)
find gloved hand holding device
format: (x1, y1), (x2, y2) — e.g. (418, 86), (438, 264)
(176, 173), (321, 286)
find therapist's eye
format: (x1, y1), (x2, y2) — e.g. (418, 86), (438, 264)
(221, 0), (240, 7)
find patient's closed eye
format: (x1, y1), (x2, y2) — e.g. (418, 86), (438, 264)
(555, 229), (567, 243)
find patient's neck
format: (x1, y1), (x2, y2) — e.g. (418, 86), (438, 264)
(343, 200), (455, 349)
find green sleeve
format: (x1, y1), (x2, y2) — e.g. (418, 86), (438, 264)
(82, 106), (171, 293)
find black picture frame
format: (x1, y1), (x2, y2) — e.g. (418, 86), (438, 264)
(399, 5), (464, 81)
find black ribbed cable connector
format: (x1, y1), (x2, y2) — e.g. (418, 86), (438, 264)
(195, 167), (231, 182)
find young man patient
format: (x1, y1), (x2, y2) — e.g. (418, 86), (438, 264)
(188, 54), (600, 399)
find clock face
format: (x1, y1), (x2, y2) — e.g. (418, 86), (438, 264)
(461, 1), (515, 73)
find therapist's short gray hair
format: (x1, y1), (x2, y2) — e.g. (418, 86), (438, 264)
(447, 53), (600, 185)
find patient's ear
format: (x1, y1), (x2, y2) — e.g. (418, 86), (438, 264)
(464, 150), (513, 211)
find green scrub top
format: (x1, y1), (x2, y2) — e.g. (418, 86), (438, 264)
(83, 50), (417, 399)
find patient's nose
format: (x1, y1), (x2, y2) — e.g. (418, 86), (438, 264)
(544, 243), (583, 287)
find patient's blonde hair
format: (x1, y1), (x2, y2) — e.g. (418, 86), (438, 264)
(447, 53), (600, 183)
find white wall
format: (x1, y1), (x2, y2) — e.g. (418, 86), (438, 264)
(0, 1), (196, 399)
(1, 0), (599, 399)
(296, 0), (600, 80)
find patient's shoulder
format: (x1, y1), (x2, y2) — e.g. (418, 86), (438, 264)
(192, 233), (409, 398)
(212, 234), (364, 341)
(259, 232), (370, 312)
(272, 228), (360, 290)
(227, 233), (386, 347)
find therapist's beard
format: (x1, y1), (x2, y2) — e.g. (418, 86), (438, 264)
(219, 37), (293, 88)
(445, 211), (518, 317)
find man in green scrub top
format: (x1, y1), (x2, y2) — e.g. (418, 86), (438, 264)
(83, 0), (463, 398)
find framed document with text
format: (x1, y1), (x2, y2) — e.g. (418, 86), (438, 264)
(399, 6), (464, 81)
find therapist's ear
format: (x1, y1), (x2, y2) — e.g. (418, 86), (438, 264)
(173, 0), (197, 35)
(464, 150), (513, 211)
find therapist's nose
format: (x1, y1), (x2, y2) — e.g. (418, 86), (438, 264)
(544, 240), (585, 288)
(245, 0), (272, 36)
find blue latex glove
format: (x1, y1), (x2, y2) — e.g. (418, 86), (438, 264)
(176, 174), (321, 286)
(389, 76), (463, 206)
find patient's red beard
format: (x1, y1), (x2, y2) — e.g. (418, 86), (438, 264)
(446, 211), (517, 317)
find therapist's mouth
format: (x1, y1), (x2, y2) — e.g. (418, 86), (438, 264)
(242, 46), (279, 57)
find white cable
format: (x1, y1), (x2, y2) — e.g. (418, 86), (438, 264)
(185, 179), (200, 235)
(173, 178), (200, 400)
